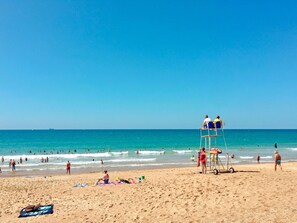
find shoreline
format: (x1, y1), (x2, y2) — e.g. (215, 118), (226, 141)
(1, 160), (295, 178)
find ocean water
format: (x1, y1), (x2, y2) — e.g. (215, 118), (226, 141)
(0, 129), (297, 174)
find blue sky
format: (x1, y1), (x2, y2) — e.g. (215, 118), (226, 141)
(0, 0), (297, 129)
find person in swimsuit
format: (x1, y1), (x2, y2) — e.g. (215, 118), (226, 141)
(12, 160), (16, 171)
(257, 155), (260, 164)
(200, 148), (207, 174)
(66, 161), (71, 175)
(274, 150), (283, 171)
(95, 170), (110, 185)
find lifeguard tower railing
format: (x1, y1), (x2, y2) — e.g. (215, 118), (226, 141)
(200, 121), (224, 148)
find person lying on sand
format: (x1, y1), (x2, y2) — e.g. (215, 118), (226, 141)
(95, 170), (109, 185)
(24, 204), (41, 212)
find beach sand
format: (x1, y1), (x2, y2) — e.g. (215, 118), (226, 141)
(1, 163), (297, 223)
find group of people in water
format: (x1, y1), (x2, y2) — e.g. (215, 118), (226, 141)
(1, 157), (26, 173)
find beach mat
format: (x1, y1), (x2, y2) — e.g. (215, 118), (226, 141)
(73, 183), (88, 188)
(18, 205), (54, 218)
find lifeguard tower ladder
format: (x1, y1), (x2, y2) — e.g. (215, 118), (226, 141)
(199, 121), (234, 175)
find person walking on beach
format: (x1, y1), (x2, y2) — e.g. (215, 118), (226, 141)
(11, 160), (16, 172)
(200, 148), (207, 174)
(274, 150), (283, 171)
(257, 155), (260, 164)
(202, 115), (211, 128)
(1, 156), (4, 163)
(66, 161), (71, 175)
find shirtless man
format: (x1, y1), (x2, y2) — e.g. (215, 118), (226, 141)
(274, 150), (283, 171)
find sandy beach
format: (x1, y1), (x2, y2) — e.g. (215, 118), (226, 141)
(1, 162), (297, 223)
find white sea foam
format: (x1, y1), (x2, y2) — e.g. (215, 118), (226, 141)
(136, 151), (165, 155)
(0, 158), (158, 169)
(218, 155), (227, 159)
(239, 156), (254, 159)
(121, 163), (164, 167)
(110, 151), (129, 155)
(60, 161), (100, 166)
(2, 152), (111, 160)
(16, 163), (45, 167)
(231, 161), (240, 164)
(287, 148), (297, 151)
(261, 156), (273, 159)
(173, 150), (193, 154)
(18, 162), (188, 171)
(55, 158), (157, 165)
(107, 162), (189, 168)
(106, 158), (156, 163)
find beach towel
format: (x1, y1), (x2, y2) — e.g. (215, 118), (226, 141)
(97, 182), (123, 186)
(18, 204), (54, 218)
(73, 183), (88, 188)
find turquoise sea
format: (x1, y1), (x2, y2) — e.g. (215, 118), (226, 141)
(0, 129), (297, 174)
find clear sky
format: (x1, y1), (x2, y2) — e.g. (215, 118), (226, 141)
(0, 1), (297, 129)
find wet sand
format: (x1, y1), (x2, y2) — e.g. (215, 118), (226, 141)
(0, 162), (296, 223)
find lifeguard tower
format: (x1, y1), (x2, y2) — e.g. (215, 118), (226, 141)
(199, 120), (234, 175)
